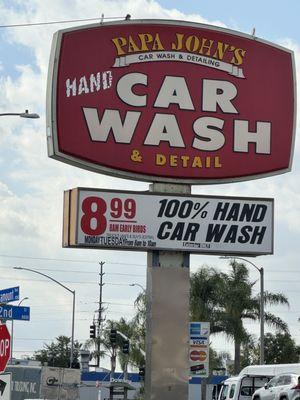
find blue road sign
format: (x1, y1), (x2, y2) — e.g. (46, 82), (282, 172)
(0, 305), (30, 321)
(0, 287), (19, 304)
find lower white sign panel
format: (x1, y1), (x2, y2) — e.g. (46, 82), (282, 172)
(0, 373), (11, 400)
(63, 188), (274, 255)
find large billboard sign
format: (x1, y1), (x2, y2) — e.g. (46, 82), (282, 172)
(47, 20), (296, 184)
(63, 188), (273, 256)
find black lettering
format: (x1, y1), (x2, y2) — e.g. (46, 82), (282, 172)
(213, 202), (229, 220)
(250, 226), (266, 244)
(157, 221), (172, 239)
(252, 205), (267, 222)
(238, 225), (252, 243)
(239, 204), (255, 221)
(170, 222), (185, 240)
(206, 224), (227, 242)
(226, 203), (240, 221)
(224, 225), (238, 243)
(183, 223), (200, 241)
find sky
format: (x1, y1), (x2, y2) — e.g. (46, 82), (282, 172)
(0, 0), (300, 370)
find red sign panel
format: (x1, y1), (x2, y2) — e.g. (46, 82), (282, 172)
(0, 325), (10, 373)
(190, 350), (207, 362)
(47, 20), (296, 183)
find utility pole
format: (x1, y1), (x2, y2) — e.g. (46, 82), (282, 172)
(97, 261), (105, 367)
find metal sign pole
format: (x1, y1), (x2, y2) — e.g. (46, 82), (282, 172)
(145, 183), (191, 400)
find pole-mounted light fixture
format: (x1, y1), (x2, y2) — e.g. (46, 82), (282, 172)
(13, 266), (75, 368)
(129, 283), (146, 292)
(0, 110), (40, 119)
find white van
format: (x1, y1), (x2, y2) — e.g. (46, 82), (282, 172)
(218, 364), (300, 400)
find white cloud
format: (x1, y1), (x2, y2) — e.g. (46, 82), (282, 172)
(0, 192), (41, 238)
(0, 182), (13, 198)
(4, 65), (44, 107)
(0, 0), (299, 264)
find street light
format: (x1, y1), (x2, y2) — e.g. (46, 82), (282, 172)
(13, 266), (76, 368)
(10, 297), (29, 362)
(0, 110), (40, 119)
(220, 256), (264, 365)
(129, 283), (145, 292)
(129, 284), (147, 318)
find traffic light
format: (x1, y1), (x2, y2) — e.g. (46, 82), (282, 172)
(139, 366), (145, 380)
(90, 325), (96, 339)
(110, 329), (117, 344)
(122, 340), (130, 354)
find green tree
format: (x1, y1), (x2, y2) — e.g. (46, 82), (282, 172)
(190, 266), (225, 334)
(85, 315), (145, 376)
(262, 332), (300, 363)
(34, 335), (81, 368)
(130, 290), (146, 369)
(240, 332), (300, 366)
(190, 261), (290, 374)
(220, 260), (289, 373)
(209, 348), (225, 371)
(240, 335), (260, 369)
(85, 319), (119, 374)
(113, 317), (134, 377)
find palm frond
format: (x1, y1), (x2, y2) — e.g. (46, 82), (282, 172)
(264, 291), (290, 307)
(264, 311), (289, 333)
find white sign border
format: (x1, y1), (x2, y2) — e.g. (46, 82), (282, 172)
(0, 372), (11, 400)
(64, 187), (274, 256)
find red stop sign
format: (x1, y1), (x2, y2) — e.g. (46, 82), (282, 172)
(0, 324), (11, 372)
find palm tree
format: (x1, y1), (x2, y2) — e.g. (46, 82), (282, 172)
(190, 261), (289, 374)
(220, 260), (289, 373)
(190, 265), (225, 334)
(84, 315), (145, 378)
(130, 291), (146, 368)
(113, 317), (139, 379)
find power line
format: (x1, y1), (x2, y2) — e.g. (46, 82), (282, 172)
(2, 253), (300, 274)
(14, 337), (95, 342)
(31, 302), (134, 310)
(0, 264), (145, 277)
(3, 253), (300, 273)
(6, 265), (300, 286)
(28, 309), (133, 321)
(29, 318), (89, 322)
(0, 16), (126, 29)
(0, 275), (139, 286)
(14, 338), (56, 341)
(0, 253), (146, 267)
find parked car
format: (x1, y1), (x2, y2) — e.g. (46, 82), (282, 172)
(218, 364), (300, 400)
(252, 373), (300, 400)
